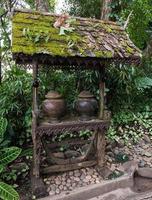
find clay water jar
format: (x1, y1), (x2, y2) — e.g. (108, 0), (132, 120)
(75, 91), (98, 121)
(42, 91), (66, 123)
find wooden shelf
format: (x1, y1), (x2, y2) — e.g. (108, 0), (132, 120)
(36, 118), (110, 136)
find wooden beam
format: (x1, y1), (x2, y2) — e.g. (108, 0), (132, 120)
(99, 68), (105, 120)
(41, 160), (97, 174)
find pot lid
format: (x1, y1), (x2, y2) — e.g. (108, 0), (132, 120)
(78, 91), (94, 98)
(45, 91), (62, 99)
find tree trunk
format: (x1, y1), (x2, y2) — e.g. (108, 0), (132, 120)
(35, 0), (49, 12)
(101, 0), (112, 20)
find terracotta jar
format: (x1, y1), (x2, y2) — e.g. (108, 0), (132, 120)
(42, 91), (66, 123)
(75, 91), (98, 121)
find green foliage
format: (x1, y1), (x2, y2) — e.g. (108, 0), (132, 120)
(0, 182), (19, 200)
(0, 66), (32, 146)
(0, 118), (20, 200)
(65, 0), (101, 18)
(0, 147), (21, 166)
(110, 0), (152, 49)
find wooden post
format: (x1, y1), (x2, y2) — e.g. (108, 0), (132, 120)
(31, 61), (48, 198)
(97, 67), (106, 167)
(32, 61), (39, 178)
(99, 68), (105, 120)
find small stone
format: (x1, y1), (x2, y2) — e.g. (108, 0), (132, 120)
(55, 179), (61, 185)
(55, 189), (60, 194)
(59, 185), (64, 190)
(114, 149), (119, 155)
(138, 160), (146, 168)
(80, 174), (86, 180)
(117, 139), (125, 148)
(85, 175), (91, 180)
(62, 181), (66, 186)
(63, 186), (67, 191)
(65, 150), (80, 158)
(46, 181), (50, 185)
(144, 152), (151, 157)
(67, 179), (71, 183)
(143, 135), (151, 143)
(49, 191), (55, 196)
(74, 177), (80, 182)
(107, 152), (114, 158)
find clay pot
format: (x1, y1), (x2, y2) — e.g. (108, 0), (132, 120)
(75, 91), (98, 121)
(42, 91), (66, 123)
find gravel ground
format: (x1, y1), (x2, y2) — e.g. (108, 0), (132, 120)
(43, 133), (152, 196)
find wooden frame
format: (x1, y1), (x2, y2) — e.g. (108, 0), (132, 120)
(30, 61), (109, 198)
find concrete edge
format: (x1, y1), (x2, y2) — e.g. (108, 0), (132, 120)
(38, 174), (133, 200)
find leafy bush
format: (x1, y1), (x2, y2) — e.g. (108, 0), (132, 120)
(0, 117), (21, 200)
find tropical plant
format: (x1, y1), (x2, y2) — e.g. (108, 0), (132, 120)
(0, 117), (21, 200)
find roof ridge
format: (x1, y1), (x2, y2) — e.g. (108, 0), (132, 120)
(13, 9), (122, 29)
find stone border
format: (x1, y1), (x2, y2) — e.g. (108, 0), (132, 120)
(38, 175), (133, 200)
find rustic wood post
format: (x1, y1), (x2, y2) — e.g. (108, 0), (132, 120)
(31, 61), (48, 198)
(97, 67), (106, 167)
(32, 61), (39, 178)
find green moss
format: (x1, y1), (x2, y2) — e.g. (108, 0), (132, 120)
(95, 51), (113, 58)
(12, 11), (138, 60)
(126, 46), (134, 54)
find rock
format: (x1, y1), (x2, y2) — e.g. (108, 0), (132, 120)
(80, 174), (86, 180)
(122, 160), (138, 176)
(143, 135), (151, 143)
(69, 171), (74, 176)
(137, 168), (152, 178)
(64, 150), (80, 158)
(81, 144), (89, 153)
(107, 152), (114, 158)
(144, 152), (151, 157)
(85, 175), (91, 181)
(55, 179), (61, 185)
(106, 144), (112, 151)
(96, 166), (112, 179)
(52, 152), (65, 158)
(55, 189), (60, 194)
(117, 139), (125, 148)
(138, 160), (146, 168)
(114, 149), (119, 155)
(49, 191), (55, 196)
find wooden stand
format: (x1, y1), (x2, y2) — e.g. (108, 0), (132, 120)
(31, 64), (109, 198)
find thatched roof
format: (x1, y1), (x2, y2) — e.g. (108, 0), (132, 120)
(12, 9), (142, 68)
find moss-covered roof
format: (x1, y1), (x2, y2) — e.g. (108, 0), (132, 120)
(12, 9), (142, 66)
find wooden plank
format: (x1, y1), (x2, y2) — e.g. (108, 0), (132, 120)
(97, 130), (106, 167)
(41, 160), (97, 174)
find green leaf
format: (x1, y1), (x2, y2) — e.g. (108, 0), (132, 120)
(0, 118), (7, 143)
(59, 27), (66, 35)
(0, 182), (19, 200)
(0, 147), (21, 166)
(0, 165), (4, 173)
(34, 34), (40, 43)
